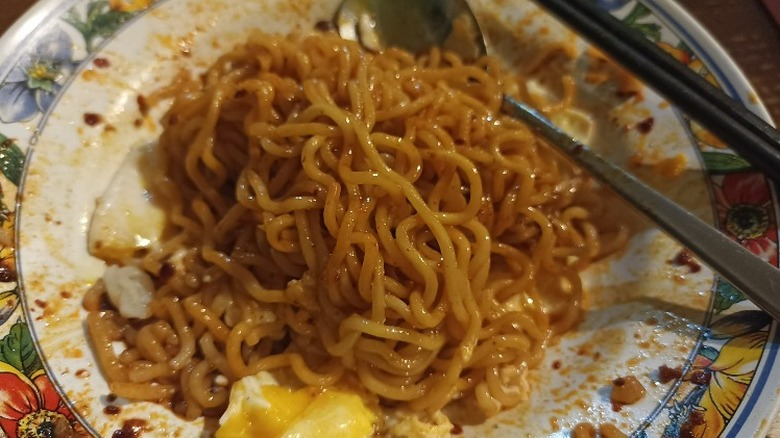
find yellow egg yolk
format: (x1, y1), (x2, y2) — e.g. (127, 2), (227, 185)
(216, 373), (376, 438)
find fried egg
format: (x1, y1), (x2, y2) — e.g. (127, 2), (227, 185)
(216, 372), (376, 438)
(88, 142), (166, 261)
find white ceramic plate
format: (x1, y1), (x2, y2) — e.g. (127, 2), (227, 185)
(0, 0), (777, 436)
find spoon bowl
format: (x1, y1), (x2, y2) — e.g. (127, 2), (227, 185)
(335, 0), (486, 61)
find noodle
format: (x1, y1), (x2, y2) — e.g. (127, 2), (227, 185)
(85, 31), (627, 425)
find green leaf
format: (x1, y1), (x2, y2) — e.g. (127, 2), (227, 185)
(622, 3), (652, 25)
(62, 0), (136, 53)
(0, 319), (42, 377)
(0, 134), (25, 186)
(26, 76), (55, 93)
(713, 279), (747, 313)
(62, 8), (90, 35)
(90, 9), (134, 38)
(702, 152), (752, 174)
(87, 0), (110, 23)
(629, 23), (662, 42)
(698, 344), (719, 362)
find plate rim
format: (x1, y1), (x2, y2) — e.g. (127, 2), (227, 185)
(641, 0), (780, 435)
(1, 0), (778, 436)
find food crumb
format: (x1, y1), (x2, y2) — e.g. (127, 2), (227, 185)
(658, 365), (683, 384)
(610, 375), (646, 411)
(572, 422), (596, 438)
(111, 419), (148, 438)
(636, 117), (654, 134)
(679, 409), (705, 438)
(653, 153), (687, 179)
(628, 152), (687, 178)
(93, 57), (111, 68)
(599, 423), (629, 438)
(314, 20), (335, 32)
(84, 113), (103, 126)
(688, 370), (711, 385)
(671, 249), (701, 273)
(137, 95), (150, 116)
(572, 422), (629, 438)
(81, 70), (98, 81)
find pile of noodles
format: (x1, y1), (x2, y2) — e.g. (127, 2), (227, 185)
(84, 31), (627, 422)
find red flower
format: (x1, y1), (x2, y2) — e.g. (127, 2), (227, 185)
(0, 363), (75, 438)
(714, 172), (778, 266)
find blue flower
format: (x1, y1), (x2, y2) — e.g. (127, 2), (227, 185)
(594, 0), (631, 11)
(0, 29), (76, 123)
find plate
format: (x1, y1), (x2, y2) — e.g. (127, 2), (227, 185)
(0, 0), (778, 436)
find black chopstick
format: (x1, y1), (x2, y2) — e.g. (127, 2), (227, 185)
(532, 0), (780, 182)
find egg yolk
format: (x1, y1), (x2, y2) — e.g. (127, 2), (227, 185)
(217, 385), (314, 438)
(216, 374), (376, 438)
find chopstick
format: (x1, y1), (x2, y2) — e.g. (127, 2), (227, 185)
(532, 0), (780, 182)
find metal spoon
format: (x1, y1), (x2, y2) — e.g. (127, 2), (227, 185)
(334, 0), (780, 321)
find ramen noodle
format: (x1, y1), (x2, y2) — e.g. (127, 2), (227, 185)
(84, 31), (627, 428)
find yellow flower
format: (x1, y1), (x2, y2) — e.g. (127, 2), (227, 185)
(108, 0), (153, 13)
(686, 59), (718, 86)
(690, 120), (728, 149)
(690, 331), (766, 438)
(657, 42), (691, 64)
(0, 213), (15, 283)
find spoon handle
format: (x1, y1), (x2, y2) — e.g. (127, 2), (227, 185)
(531, 0), (780, 184)
(502, 96), (780, 321)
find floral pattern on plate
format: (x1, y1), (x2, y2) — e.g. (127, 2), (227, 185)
(0, 30), (76, 124)
(615, 3), (778, 435)
(0, 0), (154, 126)
(661, 310), (772, 438)
(0, 320), (82, 438)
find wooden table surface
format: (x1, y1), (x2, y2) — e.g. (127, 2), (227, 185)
(1, 0), (779, 436)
